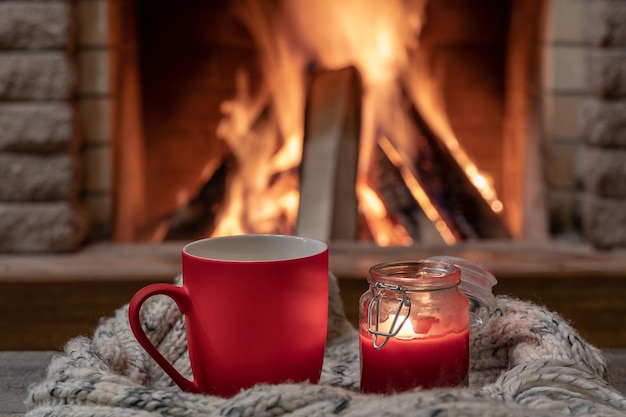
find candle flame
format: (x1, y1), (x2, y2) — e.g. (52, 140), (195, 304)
(379, 314), (417, 340)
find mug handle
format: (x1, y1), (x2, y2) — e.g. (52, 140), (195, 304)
(128, 283), (201, 393)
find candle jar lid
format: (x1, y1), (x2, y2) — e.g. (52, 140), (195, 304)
(428, 256), (497, 329)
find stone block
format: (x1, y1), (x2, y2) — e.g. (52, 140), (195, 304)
(545, 142), (578, 188)
(0, 52), (74, 100)
(542, 94), (583, 140)
(582, 192), (626, 248)
(0, 152), (76, 201)
(79, 98), (110, 145)
(588, 0), (626, 46)
(0, 103), (73, 151)
(84, 145), (111, 192)
(77, 0), (108, 47)
(547, 190), (581, 235)
(542, 45), (587, 92)
(580, 98), (626, 146)
(0, 201), (87, 252)
(545, 0), (585, 44)
(579, 146), (626, 197)
(84, 193), (111, 239)
(588, 49), (626, 98)
(0, 2), (70, 49)
(78, 49), (109, 95)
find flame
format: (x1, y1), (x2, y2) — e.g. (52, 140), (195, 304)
(378, 136), (458, 245)
(271, 132), (302, 171)
(378, 314), (417, 339)
(356, 179), (413, 247)
(406, 56), (504, 215)
(207, 0), (504, 244)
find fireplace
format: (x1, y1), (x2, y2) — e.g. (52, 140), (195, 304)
(115, 0), (519, 246)
(1, 0), (626, 252)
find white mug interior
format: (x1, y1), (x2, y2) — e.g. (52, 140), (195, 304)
(183, 234), (327, 262)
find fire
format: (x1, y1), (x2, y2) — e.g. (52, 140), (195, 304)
(406, 56), (504, 215)
(210, 0), (506, 244)
(378, 136), (458, 245)
(356, 180), (413, 247)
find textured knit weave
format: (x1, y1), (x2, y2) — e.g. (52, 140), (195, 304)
(26, 273), (626, 417)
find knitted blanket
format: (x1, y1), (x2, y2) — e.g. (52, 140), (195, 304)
(26, 273), (626, 417)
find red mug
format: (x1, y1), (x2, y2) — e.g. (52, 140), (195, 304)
(128, 234), (329, 396)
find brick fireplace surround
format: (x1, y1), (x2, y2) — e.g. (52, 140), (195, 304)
(1, 0), (626, 253)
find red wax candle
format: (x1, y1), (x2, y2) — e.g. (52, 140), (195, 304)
(358, 260), (470, 394)
(360, 328), (469, 394)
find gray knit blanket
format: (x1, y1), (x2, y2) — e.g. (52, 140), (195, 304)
(26, 273), (626, 417)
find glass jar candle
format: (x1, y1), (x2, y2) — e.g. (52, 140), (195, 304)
(359, 260), (470, 394)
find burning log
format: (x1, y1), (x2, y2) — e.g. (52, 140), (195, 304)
(161, 0), (510, 245)
(297, 67), (361, 242)
(164, 158), (232, 240)
(298, 65), (510, 245)
(408, 100), (512, 240)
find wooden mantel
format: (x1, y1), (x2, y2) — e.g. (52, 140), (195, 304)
(1, 240), (626, 350)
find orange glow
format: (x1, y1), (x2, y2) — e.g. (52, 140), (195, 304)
(406, 61), (504, 216)
(378, 136), (458, 245)
(211, 177), (246, 237)
(358, 182), (388, 218)
(272, 133), (302, 171)
(175, 189), (189, 209)
(356, 180), (413, 247)
(207, 0), (503, 245)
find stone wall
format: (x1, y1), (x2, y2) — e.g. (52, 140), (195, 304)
(580, 0), (626, 248)
(0, 1), (87, 252)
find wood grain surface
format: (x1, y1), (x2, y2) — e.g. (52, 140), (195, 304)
(1, 350), (624, 415)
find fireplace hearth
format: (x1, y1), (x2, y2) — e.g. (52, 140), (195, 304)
(1, 0), (626, 252)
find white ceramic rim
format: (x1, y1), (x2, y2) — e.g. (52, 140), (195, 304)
(183, 234), (328, 262)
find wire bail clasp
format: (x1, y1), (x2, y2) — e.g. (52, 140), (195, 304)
(367, 282), (412, 350)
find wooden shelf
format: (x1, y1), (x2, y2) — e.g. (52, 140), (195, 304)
(1, 240), (626, 350)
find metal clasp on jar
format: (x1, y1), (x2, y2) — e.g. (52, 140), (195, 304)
(367, 282), (412, 349)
